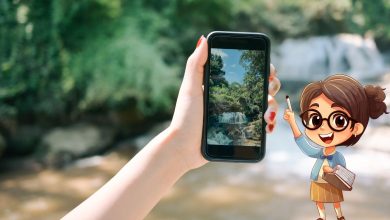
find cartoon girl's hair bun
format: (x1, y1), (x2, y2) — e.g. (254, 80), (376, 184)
(364, 85), (388, 119)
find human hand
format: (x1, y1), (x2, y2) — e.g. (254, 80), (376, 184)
(168, 35), (280, 171)
(323, 165), (334, 173)
(264, 65), (280, 133)
(62, 36), (280, 220)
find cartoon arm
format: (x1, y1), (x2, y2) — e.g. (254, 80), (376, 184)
(283, 108), (302, 138)
(283, 108), (322, 158)
(295, 135), (322, 158)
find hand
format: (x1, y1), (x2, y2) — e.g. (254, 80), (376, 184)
(168, 35), (280, 171)
(323, 165), (334, 173)
(283, 108), (302, 138)
(63, 36), (281, 220)
(264, 65), (280, 133)
(283, 109), (295, 124)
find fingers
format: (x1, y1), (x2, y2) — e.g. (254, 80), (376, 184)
(265, 95), (278, 133)
(269, 76), (281, 96)
(265, 64), (280, 133)
(269, 64), (280, 96)
(283, 109), (290, 120)
(323, 166), (334, 173)
(183, 36), (208, 88)
(270, 64), (276, 77)
(283, 108), (295, 124)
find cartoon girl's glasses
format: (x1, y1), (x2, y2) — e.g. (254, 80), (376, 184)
(299, 109), (357, 131)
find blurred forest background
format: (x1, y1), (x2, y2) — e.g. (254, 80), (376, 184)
(1, 0), (390, 158)
(1, 0), (390, 219)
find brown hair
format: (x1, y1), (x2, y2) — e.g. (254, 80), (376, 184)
(300, 74), (388, 146)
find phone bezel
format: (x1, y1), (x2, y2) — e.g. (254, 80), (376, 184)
(201, 31), (270, 162)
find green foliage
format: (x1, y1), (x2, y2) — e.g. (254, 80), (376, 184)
(352, 0), (390, 48)
(70, 20), (178, 115)
(152, 0), (234, 65)
(232, 0), (355, 39)
(231, 0), (390, 46)
(210, 54), (228, 87)
(209, 54), (239, 115)
(0, 0), (179, 123)
(1, 0), (66, 120)
(240, 50), (265, 118)
(208, 51), (265, 120)
(1, 0), (389, 128)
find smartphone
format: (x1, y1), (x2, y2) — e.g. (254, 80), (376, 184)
(201, 31), (270, 162)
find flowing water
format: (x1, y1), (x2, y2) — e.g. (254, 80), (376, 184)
(218, 112), (248, 124)
(208, 112), (261, 146)
(0, 112), (390, 219)
(147, 113), (390, 220)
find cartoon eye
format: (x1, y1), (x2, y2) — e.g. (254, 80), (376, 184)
(332, 114), (348, 129)
(308, 114), (322, 128)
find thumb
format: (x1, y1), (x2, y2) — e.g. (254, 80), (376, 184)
(183, 36), (208, 87)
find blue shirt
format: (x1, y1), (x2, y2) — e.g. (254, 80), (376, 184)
(295, 135), (346, 181)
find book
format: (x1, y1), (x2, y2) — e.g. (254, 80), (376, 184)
(323, 165), (355, 191)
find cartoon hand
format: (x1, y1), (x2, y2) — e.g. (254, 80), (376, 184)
(283, 109), (295, 123)
(264, 64), (280, 133)
(323, 165), (334, 173)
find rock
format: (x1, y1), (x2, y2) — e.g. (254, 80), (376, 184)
(0, 156), (42, 172)
(226, 127), (242, 139)
(40, 123), (115, 166)
(273, 34), (388, 82)
(9, 125), (44, 155)
(243, 125), (256, 139)
(207, 128), (232, 145)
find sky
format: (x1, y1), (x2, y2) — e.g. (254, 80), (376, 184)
(211, 48), (246, 84)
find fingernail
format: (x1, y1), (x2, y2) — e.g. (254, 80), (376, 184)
(269, 111), (276, 121)
(196, 35), (204, 48)
(268, 124), (274, 132)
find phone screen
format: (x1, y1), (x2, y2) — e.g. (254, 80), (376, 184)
(202, 32), (269, 162)
(207, 48), (265, 147)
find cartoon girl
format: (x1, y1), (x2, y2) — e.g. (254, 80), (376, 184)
(283, 74), (388, 220)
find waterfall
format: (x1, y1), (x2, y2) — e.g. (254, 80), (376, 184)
(207, 129), (232, 145)
(272, 34), (387, 81)
(218, 112), (248, 124)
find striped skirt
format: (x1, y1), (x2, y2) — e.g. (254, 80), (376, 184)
(310, 181), (344, 203)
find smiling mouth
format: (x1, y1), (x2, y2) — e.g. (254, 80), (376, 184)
(319, 132), (334, 144)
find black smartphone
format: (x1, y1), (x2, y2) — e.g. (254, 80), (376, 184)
(201, 31), (270, 162)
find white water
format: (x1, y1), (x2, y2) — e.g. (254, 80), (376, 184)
(207, 112), (253, 145)
(218, 112), (248, 124)
(273, 34), (387, 81)
(207, 129), (232, 145)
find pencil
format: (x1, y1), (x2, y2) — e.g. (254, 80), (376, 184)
(286, 95), (292, 111)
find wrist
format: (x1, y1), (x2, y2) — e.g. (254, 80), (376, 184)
(159, 127), (192, 175)
(165, 125), (207, 172)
